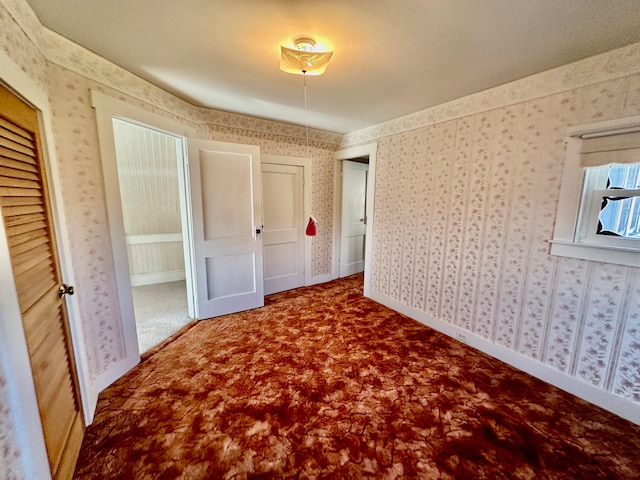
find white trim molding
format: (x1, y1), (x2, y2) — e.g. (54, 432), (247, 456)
(91, 90), (200, 392)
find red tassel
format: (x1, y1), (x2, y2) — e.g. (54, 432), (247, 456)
(305, 216), (317, 236)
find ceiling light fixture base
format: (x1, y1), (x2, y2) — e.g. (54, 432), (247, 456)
(280, 35), (333, 76)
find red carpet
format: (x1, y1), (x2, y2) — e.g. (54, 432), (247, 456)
(74, 274), (640, 479)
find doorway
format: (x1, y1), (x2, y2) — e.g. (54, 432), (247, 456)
(339, 158), (369, 277)
(111, 118), (191, 353)
(261, 154), (313, 294)
(333, 143), (377, 295)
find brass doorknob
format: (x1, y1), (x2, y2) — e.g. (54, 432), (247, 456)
(58, 284), (75, 298)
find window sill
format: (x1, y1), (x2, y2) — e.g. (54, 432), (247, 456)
(549, 240), (640, 267)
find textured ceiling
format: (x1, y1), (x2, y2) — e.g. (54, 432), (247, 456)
(26, 0), (640, 133)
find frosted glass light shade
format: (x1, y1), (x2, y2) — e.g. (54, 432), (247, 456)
(280, 44), (333, 75)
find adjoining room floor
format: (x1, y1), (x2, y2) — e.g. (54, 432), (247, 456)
(131, 280), (191, 353)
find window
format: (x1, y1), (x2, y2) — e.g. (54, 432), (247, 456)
(576, 163), (640, 249)
(551, 116), (640, 267)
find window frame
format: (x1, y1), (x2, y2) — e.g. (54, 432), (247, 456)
(550, 115), (640, 268)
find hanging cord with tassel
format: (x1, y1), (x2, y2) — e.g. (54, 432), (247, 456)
(303, 70), (310, 158)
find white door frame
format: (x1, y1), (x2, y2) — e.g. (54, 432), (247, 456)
(262, 154), (313, 286)
(92, 91), (198, 391)
(333, 143), (377, 297)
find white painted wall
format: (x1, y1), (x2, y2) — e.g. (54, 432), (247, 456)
(112, 119), (185, 286)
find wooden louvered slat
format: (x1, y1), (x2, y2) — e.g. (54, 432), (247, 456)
(0, 176), (41, 190)
(0, 116), (30, 139)
(6, 226), (47, 249)
(1, 83), (83, 480)
(6, 220), (47, 240)
(2, 203), (44, 217)
(0, 166), (39, 181)
(0, 147), (37, 166)
(41, 377), (76, 470)
(16, 267), (56, 314)
(0, 136), (35, 157)
(25, 302), (77, 463)
(57, 416), (83, 480)
(0, 153), (39, 172)
(0, 195), (42, 207)
(14, 267), (54, 312)
(27, 300), (77, 470)
(11, 243), (51, 276)
(0, 186), (42, 197)
(22, 286), (60, 345)
(8, 234), (47, 256)
(14, 261), (53, 294)
(33, 338), (73, 411)
(3, 212), (45, 228)
(0, 124), (32, 149)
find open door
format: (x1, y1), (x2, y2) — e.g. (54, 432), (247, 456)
(340, 160), (369, 277)
(187, 139), (264, 318)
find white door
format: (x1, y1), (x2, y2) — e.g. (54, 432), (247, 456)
(261, 163), (304, 295)
(340, 160), (368, 277)
(187, 139), (264, 318)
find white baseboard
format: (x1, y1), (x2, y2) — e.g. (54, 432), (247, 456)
(130, 270), (186, 287)
(306, 274), (333, 286)
(369, 290), (640, 426)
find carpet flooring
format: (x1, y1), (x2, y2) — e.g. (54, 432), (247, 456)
(73, 274), (640, 479)
(132, 281), (191, 353)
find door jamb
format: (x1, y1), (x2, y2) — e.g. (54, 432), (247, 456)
(333, 143), (377, 297)
(91, 91), (198, 390)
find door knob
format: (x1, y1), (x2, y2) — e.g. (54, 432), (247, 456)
(58, 284), (75, 298)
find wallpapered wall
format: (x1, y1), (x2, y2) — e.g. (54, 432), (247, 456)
(45, 68), (339, 377)
(349, 62), (640, 404)
(0, 0), (339, 476)
(2, 0), (640, 476)
(0, 373), (22, 480)
(113, 119), (185, 283)
(1, 1), (49, 477)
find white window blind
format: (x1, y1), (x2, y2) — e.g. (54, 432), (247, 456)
(579, 129), (640, 167)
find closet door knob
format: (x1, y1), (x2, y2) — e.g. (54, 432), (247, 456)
(58, 284), (75, 298)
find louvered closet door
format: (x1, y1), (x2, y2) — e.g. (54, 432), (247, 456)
(0, 85), (84, 479)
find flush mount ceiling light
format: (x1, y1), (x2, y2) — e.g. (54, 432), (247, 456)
(280, 36), (333, 75)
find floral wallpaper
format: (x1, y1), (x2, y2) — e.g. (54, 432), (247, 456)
(1, 1), (47, 478)
(2, 0), (640, 476)
(0, 372), (23, 480)
(364, 72), (640, 405)
(45, 66), (339, 377)
(1, 0), (339, 475)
